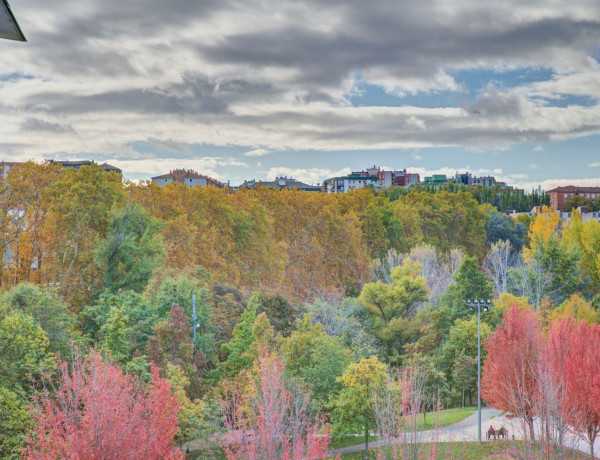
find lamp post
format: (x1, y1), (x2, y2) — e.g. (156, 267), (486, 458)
(466, 298), (491, 443)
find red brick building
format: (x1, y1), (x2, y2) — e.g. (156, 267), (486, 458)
(547, 186), (600, 210)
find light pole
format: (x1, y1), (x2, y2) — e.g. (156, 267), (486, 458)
(466, 298), (491, 443)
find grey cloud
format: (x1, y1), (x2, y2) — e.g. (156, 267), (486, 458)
(21, 118), (75, 133)
(25, 74), (230, 115)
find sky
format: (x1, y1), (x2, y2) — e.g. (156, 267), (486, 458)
(1, 0), (600, 189)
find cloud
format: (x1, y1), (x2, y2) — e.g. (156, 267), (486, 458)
(412, 152), (423, 160)
(20, 118), (75, 133)
(244, 148), (271, 157)
(533, 145), (544, 152)
(265, 166), (352, 185)
(1, 0), (600, 167)
(590, 163), (600, 167)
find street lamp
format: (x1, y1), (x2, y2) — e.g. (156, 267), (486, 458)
(466, 298), (491, 444)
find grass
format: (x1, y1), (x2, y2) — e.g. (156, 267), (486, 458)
(416, 405), (477, 431)
(338, 440), (590, 459)
(330, 433), (379, 450)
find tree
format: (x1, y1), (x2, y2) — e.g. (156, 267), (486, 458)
(0, 387), (31, 459)
(481, 306), (542, 442)
(564, 211), (600, 294)
(24, 351), (183, 460)
(485, 210), (526, 251)
(82, 290), (156, 356)
(0, 283), (80, 356)
(441, 316), (491, 402)
(332, 356), (387, 457)
(452, 354), (477, 407)
(283, 315), (353, 411)
(359, 259), (428, 363)
(147, 304), (205, 397)
(548, 319), (600, 459)
(95, 203), (165, 293)
(483, 240), (514, 295)
(0, 311), (55, 394)
(441, 256), (493, 321)
(220, 351), (330, 460)
(167, 364), (208, 449)
(549, 293), (600, 325)
(214, 293), (261, 380)
(100, 306), (133, 364)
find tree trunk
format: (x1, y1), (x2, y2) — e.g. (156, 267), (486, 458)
(528, 417), (536, 443)
(365, 421), (369, 460)
(462, 390), (465, 408)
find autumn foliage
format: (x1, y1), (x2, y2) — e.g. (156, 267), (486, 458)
(483, 306), (600, 457)
(220, 351), (330, 460)
(24, 351), (183, 460)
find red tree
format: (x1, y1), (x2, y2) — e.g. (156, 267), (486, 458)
(481, 306), (542, 442)
(220, 351), (330, 460)
(549, 319), (600, 459)
(24, 351), (183, 460)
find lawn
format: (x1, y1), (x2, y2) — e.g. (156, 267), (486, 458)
(187, 407), (477, 458)
(416, 405), (476, 431)
(337, 441), (590, 459)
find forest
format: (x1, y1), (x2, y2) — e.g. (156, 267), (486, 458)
(1, 162), (599, 459)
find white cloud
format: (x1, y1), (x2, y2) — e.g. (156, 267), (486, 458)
(265, 167), (352, 185)
(412, 152), (423, 160)
(244, 148), (271, 157)
(590, 162), (600, 167)
(533, 145), (544, 152)
(1, 0), (600, 173)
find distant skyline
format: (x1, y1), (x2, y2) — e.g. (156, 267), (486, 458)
(1, 0), (600, 189)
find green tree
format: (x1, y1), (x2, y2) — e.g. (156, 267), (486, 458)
(441, 257), (493, 321)
(0, 283), (80, 355)
(81, 290), (156, 356)
(213, 293), (261, 380)
(167, 364), (208, 448)
(99, 306), (132, 364)
(440, 316), (491, 388)
(332, 356), (387, 457)
(283, 315), (353, 411)
(359, 259), (428, 363)
(452, 354), (478, 407)
(95, 203), (164, 293)
(0, 387), (31, 459)
(0, 311), (55, 393)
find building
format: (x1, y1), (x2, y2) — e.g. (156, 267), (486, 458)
(423, 175), (448, 186)
(509, 206), (600, 224)
(0, 161), (20, 180)
(1, 159), (122, 179)
(151, 169), (225, 188)
(452, 172), (498, 188)
(324, 165), (419, 193)
(323, 174), (379, 193)
(547, 186), (600, 211)
(51, 160), (122, 174)
(239, 176), (321, 192)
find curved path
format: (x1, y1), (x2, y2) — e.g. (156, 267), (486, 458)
(330, 407), (501, 456)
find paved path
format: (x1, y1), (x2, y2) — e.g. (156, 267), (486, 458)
(329, 407), (600, 457)
(329, 407), (500, 456)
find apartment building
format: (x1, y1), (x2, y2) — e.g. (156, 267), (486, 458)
(151, 169), (225, 188)
(547, 186), (600, 210)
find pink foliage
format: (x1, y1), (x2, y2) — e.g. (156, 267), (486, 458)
(220, 351), (331, 460)
(24, 351), (183, 460)
(548, 319), (600, 458)
(482, 305), (542, 441)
